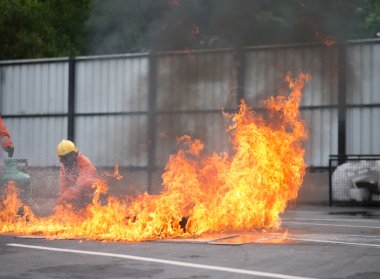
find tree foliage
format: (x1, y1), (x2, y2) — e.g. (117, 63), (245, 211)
(363, 0), (380, 36)
(0, 0), (91, 60)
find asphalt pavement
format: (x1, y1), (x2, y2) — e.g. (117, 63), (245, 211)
(0, 205), (379, 279)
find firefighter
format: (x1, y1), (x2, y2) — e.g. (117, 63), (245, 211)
(56, 139), (100, 208)
(0, 115), (14, 158)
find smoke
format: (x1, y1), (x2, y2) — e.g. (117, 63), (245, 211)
(86, 0), (368, 54)
(85, 0), (168, 54)
(147, 0), (288, 50)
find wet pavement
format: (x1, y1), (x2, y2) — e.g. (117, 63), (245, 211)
(0, 205), (379, 279)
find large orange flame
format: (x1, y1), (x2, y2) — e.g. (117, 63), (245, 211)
(0, 73), (309, 241)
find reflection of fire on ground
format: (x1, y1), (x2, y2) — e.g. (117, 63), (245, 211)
(0, 73), (309, 242)
(154, 230), (292, 245)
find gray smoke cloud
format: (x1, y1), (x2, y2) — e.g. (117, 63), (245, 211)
(86, 0), (367, 54)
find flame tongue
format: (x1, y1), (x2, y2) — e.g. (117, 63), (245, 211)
(0, 73), (309, 241)
(186, 73), (309, 234)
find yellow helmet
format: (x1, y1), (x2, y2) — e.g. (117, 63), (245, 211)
(57, 139), (78, 156)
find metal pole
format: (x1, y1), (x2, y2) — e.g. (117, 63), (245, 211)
(68, 57), (76, 141)
(0, 80), (3, 114)
(328, 158), (333, 206)
(236, 47), (245, 104)
(147, 52), (157, 194)
(337, 43), (347, 165)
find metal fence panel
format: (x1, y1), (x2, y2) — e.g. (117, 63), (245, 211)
(346, 43), (380, 155)
(156, 51), (236, 112)
(4, 117), (67, 166)
(245, 46), (338, 106)
(302, 108), (338, 167)
(347, 45), (362, 105)
(76, 57), (149, 113)
(347, 44), (375, 105)
(245, 49), (276, 102)
(1, 40), (380, 170)
(374, 44), (380, 103)
(1, 62), (68, 114)
(0, 61), (68, 166)
(75, 115), (148, 167)
(347, 107), (380, 154)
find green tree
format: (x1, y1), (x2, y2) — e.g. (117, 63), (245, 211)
(0, 0), (91, 60)
(363, 0), (380, 36)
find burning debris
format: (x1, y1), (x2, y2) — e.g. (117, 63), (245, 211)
(0, 73), (309, 242)
(192, 24), (200, 36)
(314, 31), (336, 47)
(103, 164), (124, 181)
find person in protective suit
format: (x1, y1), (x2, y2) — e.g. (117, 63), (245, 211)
(0, 115), (14, 158)
(56, 139), (100, 208)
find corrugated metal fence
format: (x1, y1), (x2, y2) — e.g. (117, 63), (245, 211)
(1, 40), (380, 191)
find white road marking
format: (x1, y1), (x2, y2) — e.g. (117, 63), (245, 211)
(284, 210), (324, 214)
(283, 221), (380, 229)
(291, 233), (380, 241)
(7, 243), (318, 279)
(285, 237), (380, 248)
(340, 234), (380, 238)
(282, 217), (380, 223)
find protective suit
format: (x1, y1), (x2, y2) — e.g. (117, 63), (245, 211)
(0, 116), (14, 158)
(57, 140), (100, 208)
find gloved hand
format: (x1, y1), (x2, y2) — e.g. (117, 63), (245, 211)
(5, 145), (14, 158)
(1, 137), (14, 157)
